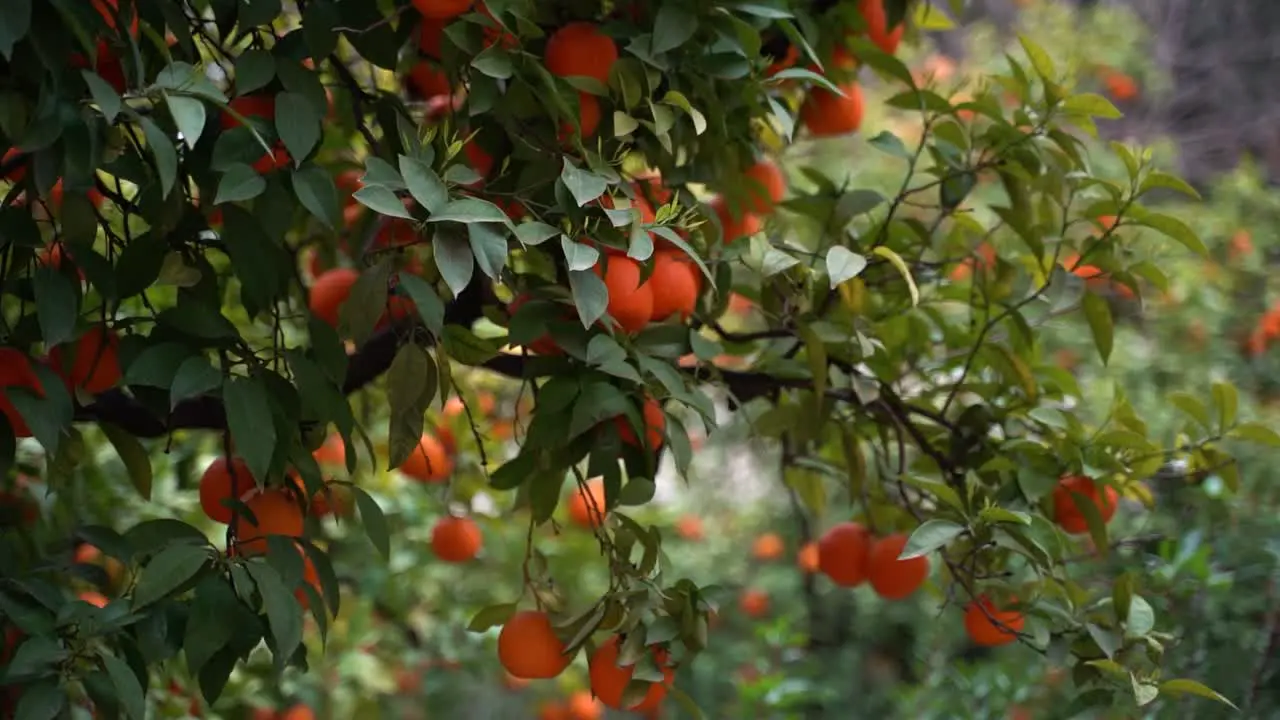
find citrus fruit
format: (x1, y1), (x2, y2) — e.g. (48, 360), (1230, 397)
(614, 396), (665, 449)
(648, 251), (700, 322)
(399, 432), (454, 482)
(48, 325), (121, 395)
(742, 158), (787, 214)
(1052, 475), (1119, 535)
(588, 636), (674, 712)
(568, 478), (606, 529)
(595, 256), (653, 333)
(963, 595), (1024, 647)
(431, 515), (482, 563)
(817, 522), (871, 587)
(497, 610), (574, 679)
(0, 349), (43, 438)
(199, 456), (256, 524)
(309, 268), (359, 327)
(544, 23), (617, 84)
(801, 82), (865, 136)
(866, 533), (930, 600)
(412, 0), (473, 20)
(232, 489), (305, 555)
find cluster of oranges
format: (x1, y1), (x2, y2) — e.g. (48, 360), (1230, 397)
(497, 610), (675, 714)
(0, 324), (123, 439)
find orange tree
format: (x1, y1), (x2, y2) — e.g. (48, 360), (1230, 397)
(0, 0), (1271, 717)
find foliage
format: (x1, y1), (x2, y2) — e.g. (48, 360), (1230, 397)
(0, 0), (1273, 718)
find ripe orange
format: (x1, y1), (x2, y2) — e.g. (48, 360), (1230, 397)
(418, 18), (445, 58)
(232, 489), (305, 555)
(1, 148), (26, 182)
(739, 588), (770, 617)
(48, 180), (105, 209)
(1051, 475), (1118, 535)
(412, 0), (472, 20)
(48, 325), (121, 395)
(431, 515), (482, 563)
(709, 195), (762, 243)
(408, 61), (452, 100)
(79, 591), (109, 608)
(308, 480), (353, 519)
(866, 533), (930, 600)
(199, 457), (256, 524)
(752, 532), (785, 561)
(312, 434), (346, 467)
(588, 636), (674, 712)
(858, 0), (905, 55)
(559, 92), (602, 142)
(963, 595), (1024, 647)
(648, 251), (700, 322)
(399, 432), (454, 482)
(817, 522), (871, 587)
(74, 543), (101, 565)
(497, 610), (574, 679)
(252, 144), (291, 174)
(279, 704), (315, 720)
(765, 45), (799, 76)
(0, 349), (43, 438)
(801, 82), (865, 137)
(675, 514), (704, 541)
(221, 94), (276, 131)
(93, 0), (139, 37)
(567, 690), (602, 720)
(538, 702), (570, 720)
(568, 478), (607, 529)
(478, 2), (517, 49)
(544, 23), (618, 84)
(1101, 70), (1138, 102)
(293, 546), (321, 609)
(797, 542), (820, 573)
(595, 256), (654, 333)
(742, 158), (786, 214)
(309, 268), (359, 327)
(615, 395), (665, 449)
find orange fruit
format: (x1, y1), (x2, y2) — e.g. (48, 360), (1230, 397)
(418, 18), (445, 58)
(797, 542), (820, 573)
(308, 268), (359, 327)
(1, 148), (26, 182)
(614, 395), (665, 449)
(568, 478), (607, 529)
(1101, 70), (1138, 102)
(431, 515), (482, 563)
(308, 480), (353, 519)
(709, 196), (762, 243)
(675, 514), (704, 541)
(79, 591), (109, 608)
(559, 92), (602, 142)
(765, 45), (800, 76)
(278, 704), (315, 720)
(742, 158), (786, 214)
(221, 94), (276, 131)
(0, 349), (43, 438)
(858, 0), (905, 55)
(312, 434), (346, 467)
(93, 0), (139, 37)
(251, 144), (290, 174)
(478, 2), (517, 49)
(199, 457), (256, 524)
(399, 432), (454, 482)
(963, 595), (1024, 647)
(588, 636), (674, 712)
(407, 61), (452, 100)
(38, 243), (76, 272)
(801, 82), (865, 137)
(752, 532), (785, 561)
(544, 23), (618, 84)
(497, 610), (574, 679)
(567, 690), (602, 720)
(293, 546), (321, 609)
(648, 251), (700, 322)
(739, 588), (770, 617)
(73, 543), (101, 565)
(595, 256), (654, 333)
(817, 522), (871, 587)
(538, 702), (570, 720)
(1051, 475), (1118, 535)
(866, 533), (930, 600)
(48, 325), (121, 394)
(232, 489), (305, 555)
(412, 0), (472, 20)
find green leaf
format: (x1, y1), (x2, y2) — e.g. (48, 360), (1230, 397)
(432, 225), (475, 298)
(468, 224), (509, 279)
(32, 266), (78, 348)
(428, 197), (511, 226)
(385, 343), (436, 469)
(100, 652), (145, 720)
(1229, 421), (1280, 447)
(292, 164), (341, 229)
(1018, 34), (1056, 82)
(169, 355), (221, 408)
(101, 423), (153, 501)
(82, 71), (122, 123)
(138, 116), (178, 198)
(399, 156), (447, 214)
(273, 92), (319, 166)
(132, 542), (211, 609)
(568, 268), (608, 329)
(1139, 170), (1200, 200)
(1210, 381), (1238, 431)
(244, 562), (303, 669)
(234, 49), (276, 95)
(561, 236), (601, 272)
(13, 680), (64, 720)
(471, 45), (514, 79)
(900, 519), (965, 559)
(165, 94), (207, 150)
(1158, 679), (1238, 709)
(352, 486), (390, 559)
(868, 130), (912, 159)
(223, 374), (278, 485)
(871, 246), (918, 306)
(560, 159), (608, 206)
(0, 0), (31, 61)
(183, 576), (235, 675)
(514, 221), (560, 246)
(1082, 291), (1113, 364)
(1168, 391), (1211, 430)
(1063, 93), (1121, 119)
(1125, 595), (1155, 637)
(466, 603), (517, 632)
(353, 185), (412, 219)
(301, 0), (340, 59)
(396, 274), (445, 338)
(337, 258), (393, 348)
(652, 4), (697, 54)
(4, 636), (66, 681)
(214, 163), (267, 204)
(826, 246), (867, 288)
(1136, 212), (1208, 257)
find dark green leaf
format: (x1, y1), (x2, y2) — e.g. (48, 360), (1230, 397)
(468, 223), (509, 279)
(166, 94), (207, 150)
(234, 49), (276, 95)
(337, 258), (393, 347)
(466, 603), (517, 632)
(0, 0), (31, 60)
(568, 268), (608, 329)
(353, 185), (412, 218)
(32, 266), (78, 348)
(385, 343), (435, 469)
(214, 163), (267, 204)
(224, 374), (278, 484)
(101, 423), (153, 500)
(432, 225), (475, 298)
(169, 355), (221, 408)
(561, 236), (600, 272)
(82, 71), (122, 123)
(100, 652), (145, 720)
(183, 576), (236, 674)
(352, 486), (390, 559)
(901, 519), (965, 559)
(396, 274), (445, 337)
(399, 156), (447, 214)
(13, 680), (64, 720)
(514, 221), (560, 246)
(132, 542), (211, 609)
(652, 5), (697, 54)
(292, 164), (341, 229)
(275, 92), (320, 167)
(427, 197), (511, 226)
(244, 562), (303, 669)
(138, 116), (178, 198)
(560, 159), (608, 206)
